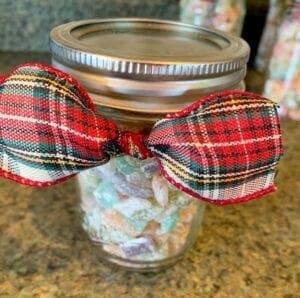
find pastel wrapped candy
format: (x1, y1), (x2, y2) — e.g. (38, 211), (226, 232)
(212, 0), (246, 35)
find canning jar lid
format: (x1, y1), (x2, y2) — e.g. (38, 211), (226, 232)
(49, 18), (250, 113)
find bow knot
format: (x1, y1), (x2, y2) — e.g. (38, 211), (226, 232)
(118, 131), (152, 159)
(0, 63), (283, 204)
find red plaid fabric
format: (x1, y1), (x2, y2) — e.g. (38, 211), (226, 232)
(147, 91), (283, 204)
(0, 64), (118, 186)
(0, 64), (283, 204)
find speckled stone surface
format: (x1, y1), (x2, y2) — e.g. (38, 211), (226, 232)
(0, 0), (270, 52)
(0, 0), (179, 51)
(0, 52), (299, 297)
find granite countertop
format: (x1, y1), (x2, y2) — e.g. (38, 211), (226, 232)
(0, 52), (299, 297)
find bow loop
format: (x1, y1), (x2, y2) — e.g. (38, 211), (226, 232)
(147, 91), (283, 204)
(0, 64), (118, 186)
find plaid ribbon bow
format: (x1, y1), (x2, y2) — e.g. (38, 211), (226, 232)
(0, 64), (283, 205)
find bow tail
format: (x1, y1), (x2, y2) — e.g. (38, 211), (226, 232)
(0, 149), (78, 187)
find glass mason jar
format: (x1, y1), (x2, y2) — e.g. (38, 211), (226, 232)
(49, 18), (250, 271)
(263, 1), (300, 120)
(254, 0), (289, 72)
(180, 0), (215, 28)
(180, 0), (246, 35)
(213, 0), (246, 35)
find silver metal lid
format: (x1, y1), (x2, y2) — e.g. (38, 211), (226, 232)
(50, 18), (249, 78)
(49, 18), (250, 113)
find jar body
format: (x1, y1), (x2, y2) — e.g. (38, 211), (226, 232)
(76, 77), (244, 271)
(78, 155), (206, 271)
(263, 2), (300, 120)
(76, 105), (208, 271)
(255, 0), (288, 72)
(49, 18), (250, 271)
(76, 80), (245, 271)
(212, 0), (246, 35)
(180, 0), (215, 28)
(180, 0), (246, 35)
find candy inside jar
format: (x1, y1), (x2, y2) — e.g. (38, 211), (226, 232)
(78, 156), (205, 270)
(180, 0), (246, 36)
